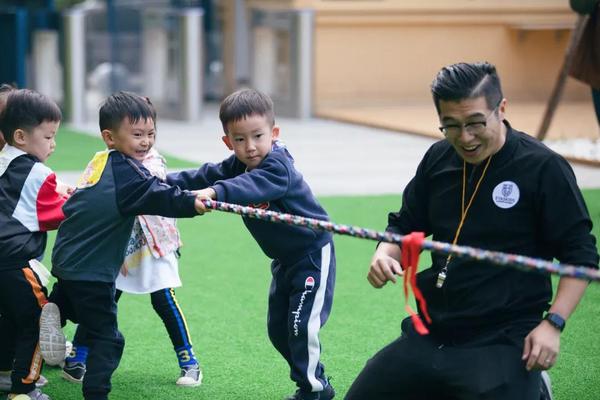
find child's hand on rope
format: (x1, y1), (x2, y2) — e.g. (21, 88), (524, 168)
(193, 188), (216, 215)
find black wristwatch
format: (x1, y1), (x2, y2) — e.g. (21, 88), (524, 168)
(544, 312), (566, 332)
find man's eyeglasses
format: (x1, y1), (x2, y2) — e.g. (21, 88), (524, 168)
(438, 104), (499, 137)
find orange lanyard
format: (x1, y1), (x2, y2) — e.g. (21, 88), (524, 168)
(436, 156), (493, 288)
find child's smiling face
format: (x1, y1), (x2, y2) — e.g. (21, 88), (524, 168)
(103, 117), (156, 161)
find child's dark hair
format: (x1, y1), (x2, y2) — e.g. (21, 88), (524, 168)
(219, 89), (274, 133)
(0, 88), (62, 145)
(99, 91), (156, 132)
(431, 62), (503, 114)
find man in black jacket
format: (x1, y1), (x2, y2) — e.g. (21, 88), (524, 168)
(346, 62), (599, 400)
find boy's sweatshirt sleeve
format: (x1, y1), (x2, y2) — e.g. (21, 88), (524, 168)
(166, 155), (239, 190)
(113, 155), (198, 218)
(37, 171), (68, 231)
(15, 162), (67, 232)
(212, 156), (289, 205)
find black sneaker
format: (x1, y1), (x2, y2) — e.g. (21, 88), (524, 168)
(62, 361), (86, 383)
(285, 384), (335, 400)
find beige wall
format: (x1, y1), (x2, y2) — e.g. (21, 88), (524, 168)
(242, 1), (589, 110)
(315, 22), (586, 108)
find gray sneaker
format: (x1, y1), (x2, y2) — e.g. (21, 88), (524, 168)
(7, 388), (51, 400)
(0, 372), (48, 391)
(39, 303), (66, 366)
(45, 340), (73, 367)
(175, 364), (202, 387)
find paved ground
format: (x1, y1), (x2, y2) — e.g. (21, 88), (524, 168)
(68, 103), (600, 195)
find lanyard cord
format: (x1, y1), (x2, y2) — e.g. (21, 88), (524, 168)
(436, 155), (493, 288)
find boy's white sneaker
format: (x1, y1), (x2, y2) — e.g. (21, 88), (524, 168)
(176, 364), (202, 387)
(39, 303), (66, 366)
(62, 340), (73, 366)
(36, 375), (48, 388)
(44, 340), (72, 368)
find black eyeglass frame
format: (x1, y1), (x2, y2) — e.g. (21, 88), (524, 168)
(438, 101), (501, 137)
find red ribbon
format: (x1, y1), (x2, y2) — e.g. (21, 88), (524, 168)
(400, 232), (432, 335)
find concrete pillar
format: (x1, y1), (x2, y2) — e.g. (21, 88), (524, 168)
(62, 9), (86, 124)
(32, 30), (63, 103)
(179, 8), (203, 121)
(142, 12), (169, 101)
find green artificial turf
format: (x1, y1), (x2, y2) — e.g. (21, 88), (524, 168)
(37, 192), (600, 399)
(46, 127), (197, 172)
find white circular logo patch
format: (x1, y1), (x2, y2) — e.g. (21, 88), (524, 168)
(492, 181), (520, 209)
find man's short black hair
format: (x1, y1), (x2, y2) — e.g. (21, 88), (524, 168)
(431, 62), (503, 114)
(219, 89), (275, 134)
(0, 88), (62, 145)
(99, 91), (156, 132)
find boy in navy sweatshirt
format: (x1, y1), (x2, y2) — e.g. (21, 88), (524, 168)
(167, 89), (336, 400)
(38, 92), (205, 400)
(0, 89), (66, 400)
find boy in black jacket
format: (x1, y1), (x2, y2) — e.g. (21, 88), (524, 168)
(39, 92), (205, 400)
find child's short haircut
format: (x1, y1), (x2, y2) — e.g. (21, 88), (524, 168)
(219, 89), (274, 133)
(99, 91), (157, 132)
(0, 88), (62, 145)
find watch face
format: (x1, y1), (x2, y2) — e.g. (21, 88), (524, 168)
(546, 313), (565, 331)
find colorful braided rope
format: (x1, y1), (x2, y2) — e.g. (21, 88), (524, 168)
(201, 199), (600, 282)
